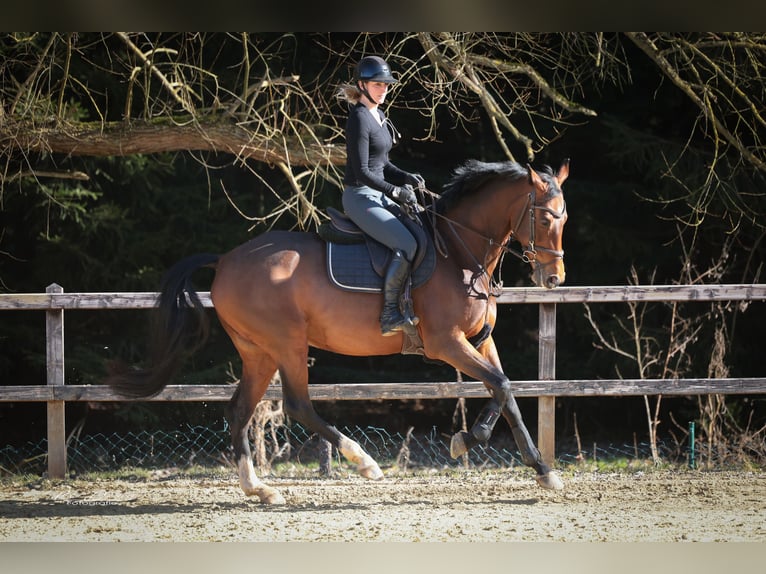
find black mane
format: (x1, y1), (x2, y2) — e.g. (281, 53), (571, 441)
(436, 159), (559, 214)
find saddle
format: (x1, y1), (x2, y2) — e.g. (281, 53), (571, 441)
(317, 205), (436, 293)
(317, 205), (437, 355)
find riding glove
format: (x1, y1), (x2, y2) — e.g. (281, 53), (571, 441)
(391, 185), (417, 205)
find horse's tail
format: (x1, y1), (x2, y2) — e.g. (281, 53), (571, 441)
(106, 253), (220, 398)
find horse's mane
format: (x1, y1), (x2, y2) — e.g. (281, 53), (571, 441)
(436, 159), (559, 214)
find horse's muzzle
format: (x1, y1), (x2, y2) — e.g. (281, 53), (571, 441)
(531, 264), (564, 289)
(545, 275), (561, 289)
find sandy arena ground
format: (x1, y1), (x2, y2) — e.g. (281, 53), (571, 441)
(1, 467), (764, 542)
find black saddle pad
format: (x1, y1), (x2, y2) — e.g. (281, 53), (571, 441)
(327, 235), (436, 293)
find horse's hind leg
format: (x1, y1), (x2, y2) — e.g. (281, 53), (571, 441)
(277, 350), (383, 480)
(224, 344), (286, 504)
(285, 398), (384, 480)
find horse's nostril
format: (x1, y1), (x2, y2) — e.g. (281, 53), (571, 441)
(547, 276), (560, 288)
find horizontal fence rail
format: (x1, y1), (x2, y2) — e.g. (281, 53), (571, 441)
(3, 284), (766, 309)
(4, 379), (766, 402)
(2, 283), (765, 478)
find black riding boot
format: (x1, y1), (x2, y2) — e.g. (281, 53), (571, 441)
(380, 250), (416, 336)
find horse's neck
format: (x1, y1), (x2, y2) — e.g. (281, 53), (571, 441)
(441, 187), (523, 274)
(439, 210), (508, 276)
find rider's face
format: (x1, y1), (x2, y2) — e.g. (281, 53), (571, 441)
(362, 81), (389, 105)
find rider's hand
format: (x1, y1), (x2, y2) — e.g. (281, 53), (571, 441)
(406, 173), (426, 189)
(392, 185), (417, 205)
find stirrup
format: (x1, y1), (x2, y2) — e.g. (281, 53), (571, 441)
(380, 312), (419, 336)
(381, 316), (409, 336)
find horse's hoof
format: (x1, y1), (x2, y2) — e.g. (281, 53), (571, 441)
(259, 490), (287, 504)
(535, 471), (564, 490)
(244, 486), (286, 504)
(359, 462), (384, 480)
(450, 431), (468, 459)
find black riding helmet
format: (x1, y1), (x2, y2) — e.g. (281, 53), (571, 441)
(355, 56), (397, 84)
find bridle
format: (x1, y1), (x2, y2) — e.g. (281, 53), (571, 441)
(506, 191), (566, 266)
(406, 185), (565, 307)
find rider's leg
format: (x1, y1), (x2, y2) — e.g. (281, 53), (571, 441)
(342, 187), (419, 334)
(379, 249), (413, 335)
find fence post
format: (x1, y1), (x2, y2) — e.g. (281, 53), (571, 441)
(538, 303), (556, 467)
(46, 283), (66, 478)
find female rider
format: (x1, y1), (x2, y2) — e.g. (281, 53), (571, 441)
(337, 55), (424, 336)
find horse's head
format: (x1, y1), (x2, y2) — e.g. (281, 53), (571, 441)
(518, 160), (569, 289)
(437, 158), (569, 290)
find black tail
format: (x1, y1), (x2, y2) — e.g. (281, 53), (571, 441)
(106, 253), (220, 398)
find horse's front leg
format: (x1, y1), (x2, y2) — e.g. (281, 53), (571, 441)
(446, 336), (563, 490)
(449, 397), (503, 457)
(483, 337), (560, 484)
(429, 336), (512, 455)
(501, 393), (563, 490)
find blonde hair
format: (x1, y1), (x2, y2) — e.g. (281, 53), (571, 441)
(336, 82), (363, 105)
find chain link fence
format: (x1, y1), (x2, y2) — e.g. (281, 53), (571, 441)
(4, 418), (759, 477)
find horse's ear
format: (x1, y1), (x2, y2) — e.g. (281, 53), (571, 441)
(526, 164), (544, 188)
(556, 159), (570, 186)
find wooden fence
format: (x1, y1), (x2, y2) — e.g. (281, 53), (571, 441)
(2, 283), (766, 478)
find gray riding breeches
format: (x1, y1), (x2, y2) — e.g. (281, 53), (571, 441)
(342, 186), (417, 262)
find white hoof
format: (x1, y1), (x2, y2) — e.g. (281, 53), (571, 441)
(359, 461), (384, 480)
(535, 471), (564, 490)
(242, 485), (286, 504)
(259, 490), (287, 505)
(450, 432), (468, 459)
(238, 458), (285, 503)
(339, 438), (384, 480)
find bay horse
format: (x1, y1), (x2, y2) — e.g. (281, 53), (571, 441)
(107, 158), (569, 504)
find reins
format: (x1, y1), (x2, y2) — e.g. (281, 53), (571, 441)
(404, 177), (566, 331)
(409, 181), (566, 306)
(413, 184), (566, 270)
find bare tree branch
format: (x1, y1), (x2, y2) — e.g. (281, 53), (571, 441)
(625, 32), (766, 173)
(1, 119), (344, 166)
